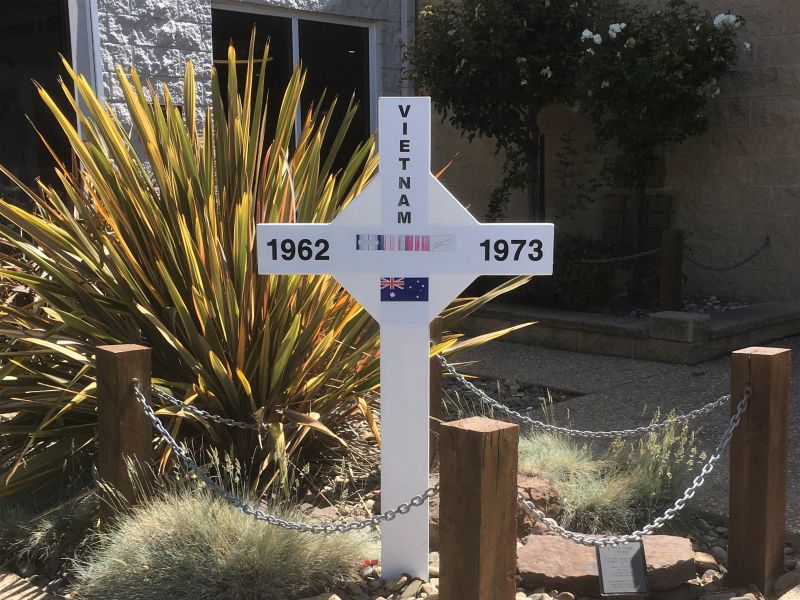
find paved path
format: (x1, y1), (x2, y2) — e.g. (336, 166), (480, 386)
(0, 571), (53, 600)
(458, 334), (800, 533)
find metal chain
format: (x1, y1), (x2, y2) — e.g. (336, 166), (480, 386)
(439, 355), (728, 439)
(151, 387), (260, 431)
(517, 387), (749, 546)
(580, 247), (660, 264)
(132, 381), (439, 533)
(686, 236), (770, 272)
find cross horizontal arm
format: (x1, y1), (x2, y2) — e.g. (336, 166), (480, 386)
(256, 223), (554, 276)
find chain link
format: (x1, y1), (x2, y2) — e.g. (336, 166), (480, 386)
(580, 247), (660, 264)
(132, 382), (438, 533)
(517, 387), (749, 546)
(686, 236), (770, 272)
(151, 387), (260, 431)
(439, 355), (728, 439)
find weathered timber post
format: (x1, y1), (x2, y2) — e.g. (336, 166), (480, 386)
(96, 344), (153, 523)
(659, 229), (684, 311)
(430, 316), (444, 467)
(439, 417), (519, 600)
(728, 347), (791, 595)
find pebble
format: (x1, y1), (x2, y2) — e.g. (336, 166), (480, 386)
(399, 580), (423, 599)
(385, 575), (408, 594)
(785, 558), (798, 571)
(714, 526), (729, 536)
(558, 593), (575, 600)
(697, 518), (714, 531)
(420, 583), (437, 594)
(517, 593), (528, 600)
(428, 564), (439, 577)
(711, 546), (728, 564)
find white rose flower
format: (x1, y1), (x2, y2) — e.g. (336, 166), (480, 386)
(593, 33), (603, 44)
(581, 28), (594, 41)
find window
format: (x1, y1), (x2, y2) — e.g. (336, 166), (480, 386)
(0, 0), (74, 206)
(212, 7), (374, 171)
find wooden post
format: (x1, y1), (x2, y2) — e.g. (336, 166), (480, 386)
(96, 344), (153, 522)
(659, 229), (683, 311)
(728, 347), (791, 595)
(439, 417), (519, 600)
(430, 316), (444, 467)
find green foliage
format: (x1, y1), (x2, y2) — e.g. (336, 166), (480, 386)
(411, 0), (616, 220)
(579, 0), (742, 183)
(518, 412), (701, 534)
(71, 489), (375, 600)
(505, 233), (615, 309)
(0, 42), (522, 500)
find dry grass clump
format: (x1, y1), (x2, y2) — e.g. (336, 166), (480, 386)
(519, 411), (701, 534)
(71, 489), (376, 600)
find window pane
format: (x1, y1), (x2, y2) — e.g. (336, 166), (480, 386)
(211, 9), (293, 141)
(298, 19), (370, 172)
(0, 0), (72, 208)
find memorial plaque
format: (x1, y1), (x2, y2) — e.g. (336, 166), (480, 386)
(596, 541), (650, 596)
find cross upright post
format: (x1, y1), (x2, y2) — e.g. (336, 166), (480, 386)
(257, 97), (554, 579)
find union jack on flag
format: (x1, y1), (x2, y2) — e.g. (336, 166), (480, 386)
(380, 277), (405, 290)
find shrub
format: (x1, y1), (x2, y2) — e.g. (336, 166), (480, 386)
(71, 489), (375, 600)
(0, 41), (521, 499)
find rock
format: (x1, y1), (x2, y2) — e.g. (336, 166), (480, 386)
(430, 473), (561, 543)
(399, 579), (423, 599)
(651, 583), (702, 600)
(517, 537), (599, 596)
(428, 564), (439, 577)
(420, 583), (437, 594)
(345, 581), (363, 596)
(694, 552), (718, 572)
(776, 570), (800, 593)
(714, 527), (729, 536)
(557, 592), (575, 600)
(385, 575), (409, 594)
(696, 518), (714, 531)
(297, 594), (342, 600)
(777, 585), (800, 600)
(786, 559), (798, 571)
(711, 546), (728, 565)
(518, 535), (696, 596)
(644, 536), (698, 592)
(517, 474), (563, 538)
(517, 593), (529, 600)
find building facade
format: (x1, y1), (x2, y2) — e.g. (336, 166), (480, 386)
(3, 1), (798, 302)
(1, 0), (414, 198)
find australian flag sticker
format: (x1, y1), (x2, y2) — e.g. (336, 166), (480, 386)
(380, 277), (429, 302)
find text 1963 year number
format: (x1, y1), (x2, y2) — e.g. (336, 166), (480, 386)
(266, 238), (330, 261)
(480, 239), (543, 262)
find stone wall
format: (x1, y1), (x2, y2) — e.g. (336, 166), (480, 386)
(96, 0), (404, 127)
(430, 1), (800, 302)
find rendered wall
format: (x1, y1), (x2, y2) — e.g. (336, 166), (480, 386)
(429, 1), (800, 302)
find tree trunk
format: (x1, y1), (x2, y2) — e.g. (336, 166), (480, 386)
(632, 178), (648, 298)
(525, 134), (544, 222)
(523, 105), (544, 222)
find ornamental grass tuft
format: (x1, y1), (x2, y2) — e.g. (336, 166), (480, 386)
(519, 410), (700, 534)
(71, 488), (375, 600)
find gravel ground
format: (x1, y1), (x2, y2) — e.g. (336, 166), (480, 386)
(453, 334), (800, 533)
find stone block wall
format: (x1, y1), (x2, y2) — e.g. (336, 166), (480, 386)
(97, 0), (213, 128)
(96, 0), (403, 127)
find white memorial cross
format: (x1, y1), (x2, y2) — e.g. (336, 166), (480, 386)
(257, 97), (554, 579)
